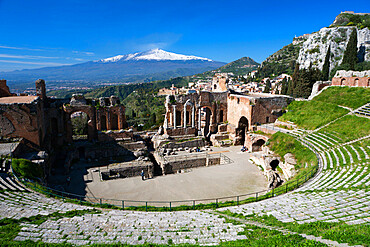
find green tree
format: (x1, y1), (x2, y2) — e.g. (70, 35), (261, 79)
(149, 113), (157, 125)
(263, 79), (271, 93)
(294, 68), (322, 98)
(341, 28), (358, 70)
(281, 77), (288, 95)
(291, 63), (300, 97)
(321, 45), (331, 81)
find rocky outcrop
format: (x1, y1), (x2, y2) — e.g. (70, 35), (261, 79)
(297, 27), (370, 71)
(279, 153), (297, 180)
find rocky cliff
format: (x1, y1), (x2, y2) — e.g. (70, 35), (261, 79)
(258, 12), (370, 77)
(297, 26), (370, 71)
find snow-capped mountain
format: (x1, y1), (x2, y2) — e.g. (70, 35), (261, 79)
(2, 49), (225, 86)
(99, 49), (213, 63)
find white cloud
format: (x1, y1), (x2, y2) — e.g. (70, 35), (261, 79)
(72, 51), (95, 55)
(0, 60), (72, 66)
(0, 54), (60, 59)
(0, 45), (45, 51)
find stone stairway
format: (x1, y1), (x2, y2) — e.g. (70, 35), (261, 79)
(353, 103), (370, 117)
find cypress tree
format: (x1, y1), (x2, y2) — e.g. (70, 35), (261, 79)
(321, 45), (331, 81)
(341, 28), (358, 70)
(263, 79), (271, 93)
(291, 63), (300, 97)
(281, 77), (288, 95)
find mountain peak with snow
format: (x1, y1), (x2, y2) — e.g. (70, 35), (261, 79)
(99, 49), (213, 63)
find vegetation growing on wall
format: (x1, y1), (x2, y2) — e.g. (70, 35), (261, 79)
(12, 158), (43, 179)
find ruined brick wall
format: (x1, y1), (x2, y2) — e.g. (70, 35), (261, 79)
(164, 91), (227, 135)
(332, 77), (370, 87)
(162, 157), (220, 174)
(0, 99), (44, 146)
(226, 95), (253, 129)
(164, 127), (197, 136)
(251, 96), (292, 126)
(0, 80), (12, 97)
(97, 130), (134, 142)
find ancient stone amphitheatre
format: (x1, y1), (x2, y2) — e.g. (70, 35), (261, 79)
(1, 9), (370, 246)
(0, 72), (370, 246)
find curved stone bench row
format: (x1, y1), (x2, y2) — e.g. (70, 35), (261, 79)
(8, 196), (246, 245)
(0, 190), (91, 220)
(0, 173), (29, 192)
(219, 189), (370, 225)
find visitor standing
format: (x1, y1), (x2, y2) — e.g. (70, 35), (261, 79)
(141, 170), (145, 181)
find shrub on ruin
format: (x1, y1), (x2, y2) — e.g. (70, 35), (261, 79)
(11, 158), (43, 179)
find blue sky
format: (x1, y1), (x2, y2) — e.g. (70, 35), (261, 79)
(0, 0), (369, 71)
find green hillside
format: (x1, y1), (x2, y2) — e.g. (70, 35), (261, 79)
(194, 57), (259, 78)
(279, 86), (370, 130)
(256, 43), (301, 79)
(331, 12), (370, 29)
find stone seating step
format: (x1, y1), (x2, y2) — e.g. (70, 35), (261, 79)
(6, 176), (25, 191)
(0, 175), (16, 190)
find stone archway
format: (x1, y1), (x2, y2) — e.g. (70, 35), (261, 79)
(201, 106), (213, 137)
(270, 159), (279, 171)
(252, 139), (266, 152)
(101, 115), (107, 131)
(354, 78), (359, 87)
(341, 78), (346, 86)
(236, 116), (248, 145)
(64, 105), (97, 141)
(70, 111), (89, 136)
(110, 113), (119, 130)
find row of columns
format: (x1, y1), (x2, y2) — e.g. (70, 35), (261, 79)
(168, 103), (225, 130)
(172, 104), (196, 129)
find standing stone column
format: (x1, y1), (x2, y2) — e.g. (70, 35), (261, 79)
(192, 106), (195, 128)
(164, 113), (168, 129)
(198, 107), (202, 129)
(173, 105), (177, 129)
(183, 105), (187, 128)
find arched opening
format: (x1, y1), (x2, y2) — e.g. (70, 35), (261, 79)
(220, 110), (224, 123)
(110, 113), (119, 130)
(252, 139), (265, 152)
(270, 160), (279, 171)
(354, 78), (359, 87)
(236, 116), (248, 145)
(186, 110), (190, 126)
(201, 107), (212, 137)
(101, 115), (107, 131)
(368, 79), (370, 87)
(341, 78), (346, 86)
(176, 110), (181, 127)
(71, 111), (89, 136)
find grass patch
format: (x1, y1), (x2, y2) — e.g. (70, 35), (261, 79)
(279, 100), (348, 130)
(314, 86), (370, 109)
(319, 115), (370, 143)
(268, 132), (317, 169)
(222, 212), (370, 247)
